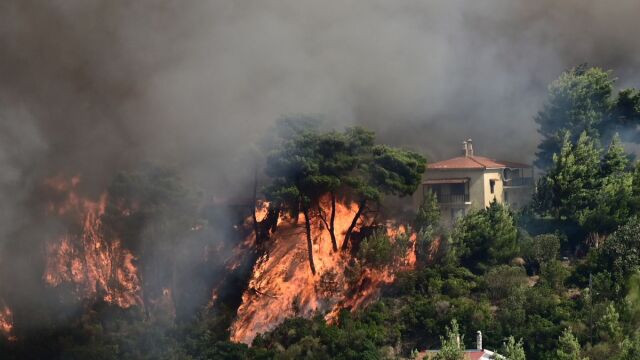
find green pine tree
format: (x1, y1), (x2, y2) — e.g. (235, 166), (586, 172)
(500, 336), (526, 360)
(602, 134), (629, 175)
(453, 200), (518, 273)
(535, 65), (614, 170)
(415, 190), (440, 231)
(535, 131), (601, 222)
(434, 320), (465, 360)
(556, 328), (586, 360)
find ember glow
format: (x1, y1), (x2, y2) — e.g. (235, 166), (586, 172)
(230, 196), (416, 344)
(0, 303), (15, 341)
(43, 176), (142, 308)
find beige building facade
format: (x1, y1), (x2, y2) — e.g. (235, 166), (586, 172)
(415, 140), (533, 226)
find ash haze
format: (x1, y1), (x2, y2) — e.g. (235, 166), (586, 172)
(0, 0), (639, 321)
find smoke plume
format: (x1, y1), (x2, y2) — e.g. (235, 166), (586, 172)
(0, 0), (639, 329)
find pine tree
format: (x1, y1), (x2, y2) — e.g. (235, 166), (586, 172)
(572, 131), (602, 196)
(535, 65), (614, 170)
(534, 131), (601, 221)
(501, 336), (526, 360)
(577, 133), (633, 233)
(453, 200), (518, 273)
(341, 134), (426, 251)
(596, 303), (622, 342)
(599, 216), (640, 286)
(556, 328), (585, 360)
(415, 190), (440, 231)
(577, 170), (633, 234)
(434, 320), (465, 360)
(602, 133), (629, 176)
(264, 121), (426, 272)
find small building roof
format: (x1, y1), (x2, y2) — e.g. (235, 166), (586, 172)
(421, 349), (500, 360)
(419, 327), (503, 360)
(428, 155), (531, 170)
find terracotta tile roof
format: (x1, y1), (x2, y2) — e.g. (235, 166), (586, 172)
(467, 351), (488, 360)
(421, 349), (499, 360)
(428, 155), (531, 170)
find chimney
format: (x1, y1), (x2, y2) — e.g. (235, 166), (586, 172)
(476, 331), (482, 350)
(462, 140), (468, 156)
(467, 139), (474, 157)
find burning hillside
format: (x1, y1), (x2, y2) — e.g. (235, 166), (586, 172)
(230, 196), (416, 344)
(42, 175), (143, 308)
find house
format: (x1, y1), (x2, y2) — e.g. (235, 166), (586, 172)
(419, 331), (505, 360)
(422, 349), (500, 360)
(415, 139), (533, 226)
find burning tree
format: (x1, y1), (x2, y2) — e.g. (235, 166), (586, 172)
(341, 139), (427, 251)
(227, 121), (424, 343)
(42, 166), (206, 321)
(101, 166), (200, 317)
(264, 120), (425, 274)
(43, 175), (143, 308)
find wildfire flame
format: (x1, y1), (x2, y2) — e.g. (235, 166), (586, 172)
(0, 303), (15, 341)
(43, 175), (142, 308)
(230, 196), (416, 344)
(207, 206), (261, 307)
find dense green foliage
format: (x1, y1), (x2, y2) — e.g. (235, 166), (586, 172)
(432, 320), (464, 360)
(535, 65), (640, 169)
(598, 217), (640, 287)
(534, 131), (637, 235)
(556, 329), (585, 360)
(415, 190), (440, 232)
(501, 336), (526, 360)
(453, 201), (519, 273)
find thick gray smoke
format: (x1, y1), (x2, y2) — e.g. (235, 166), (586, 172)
(0, 0), (639, 325)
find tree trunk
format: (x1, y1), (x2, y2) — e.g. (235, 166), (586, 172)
(330, 193), (337, 250)
(302, 206), (316, 275)
(318, 193), (338, 252)
(267, 206), (280, 234)
(342, 199), (366, 251)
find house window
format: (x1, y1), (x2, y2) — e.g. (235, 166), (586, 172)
(424, 178), (470, 204)
(450, 183), (465, 196)
(490, 179), (496, 194)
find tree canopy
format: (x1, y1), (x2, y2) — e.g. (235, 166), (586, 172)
(263, 119), (426, 272)
(535, 65), (640, 169)
(453, 200), (519, 273)
(534, 131), (635, 234)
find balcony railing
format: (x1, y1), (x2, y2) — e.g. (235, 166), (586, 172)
(435, 193), (470, 204)
(503, 177), (534, 187)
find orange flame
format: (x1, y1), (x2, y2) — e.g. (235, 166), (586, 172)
(229, 195), (416, 344)
(0, 304), (15, 341)
(43, 176), (142, 308)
